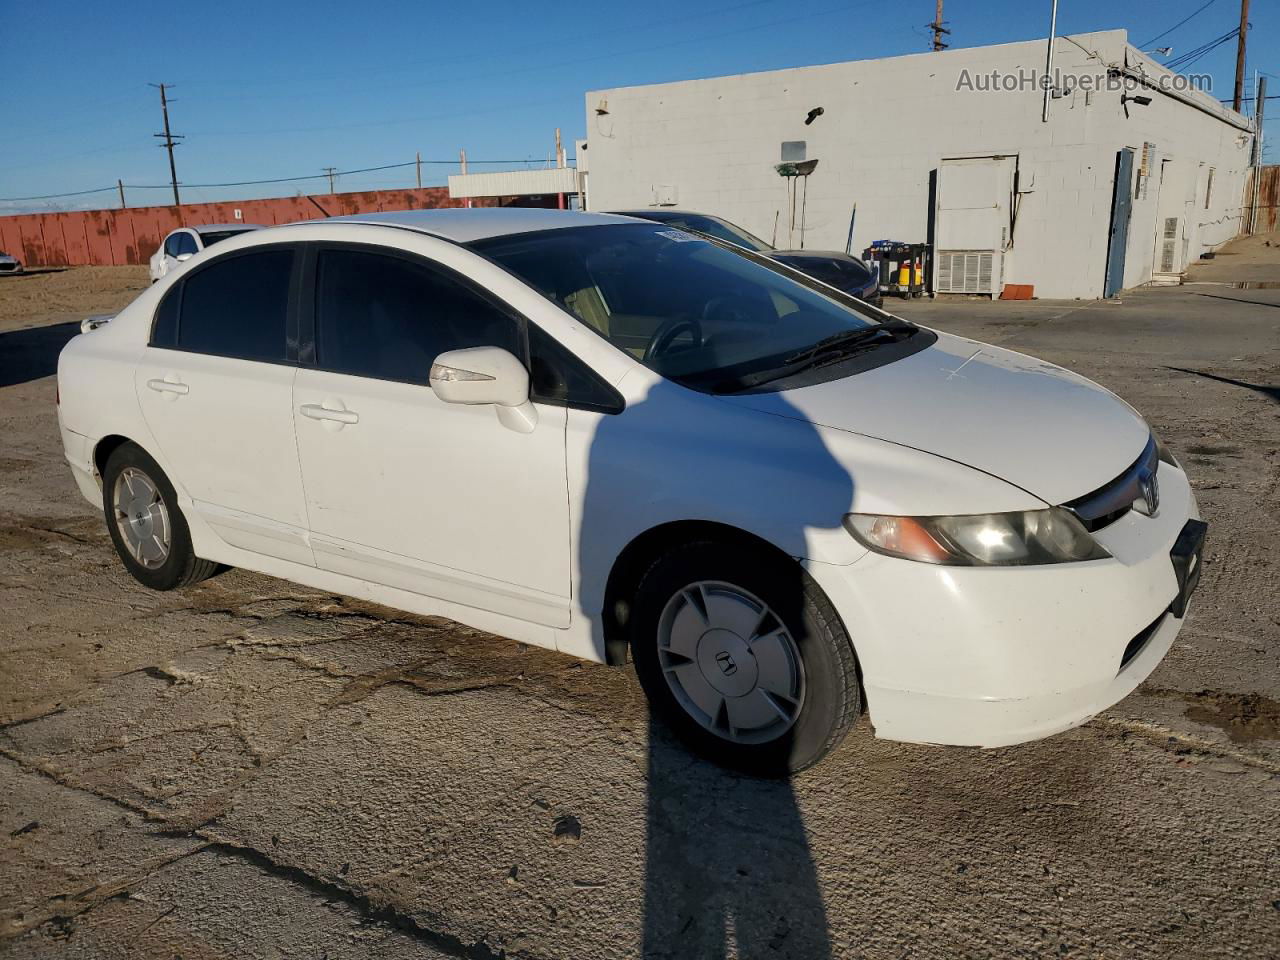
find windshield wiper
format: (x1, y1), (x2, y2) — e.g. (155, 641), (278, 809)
(715, 320), (915, 392)
(782, 319), (914, 365)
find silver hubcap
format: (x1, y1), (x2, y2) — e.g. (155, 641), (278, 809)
(657, 581), (805, 745)
(112, 467), (170, 570)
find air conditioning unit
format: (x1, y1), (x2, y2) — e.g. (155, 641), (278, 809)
(935, 249), (996, 294)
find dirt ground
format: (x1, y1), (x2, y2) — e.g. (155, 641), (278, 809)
(1, 253), (1278, 959)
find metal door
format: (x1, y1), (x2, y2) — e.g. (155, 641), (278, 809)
(1104, 149), (1135, 298)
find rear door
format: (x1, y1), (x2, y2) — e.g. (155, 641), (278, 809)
(933, 155), (1017, 295)
(135, 245), (313, 565)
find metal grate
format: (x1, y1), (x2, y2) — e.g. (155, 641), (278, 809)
(936, 250), (995, 294)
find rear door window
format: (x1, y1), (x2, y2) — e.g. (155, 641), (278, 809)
(174, 248), (294, 362)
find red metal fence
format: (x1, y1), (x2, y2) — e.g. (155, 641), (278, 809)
(0, 187), (479, 267)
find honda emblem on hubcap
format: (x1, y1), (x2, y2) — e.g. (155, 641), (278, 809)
(715, 651), (738, 676)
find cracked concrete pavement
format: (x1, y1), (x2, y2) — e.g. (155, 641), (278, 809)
(1, 263), (1278, 958)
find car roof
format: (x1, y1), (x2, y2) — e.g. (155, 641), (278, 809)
(323, 208), (638, 243)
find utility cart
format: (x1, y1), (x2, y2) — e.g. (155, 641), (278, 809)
(863, 240), (928, 298)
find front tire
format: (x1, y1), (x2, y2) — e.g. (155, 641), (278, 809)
(630, 541), (861, 776)
(101, 443), (216, 590)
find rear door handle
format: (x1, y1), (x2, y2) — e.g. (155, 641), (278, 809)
(146, 378), (189, 395)
(299, 403), (359, 425)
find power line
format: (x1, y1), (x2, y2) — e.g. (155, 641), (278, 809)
(0, 186), (119, 203)
(0, 158), (575, 203)
(1165, 28), (1238, 71)
(1140, 0), (1220, 49)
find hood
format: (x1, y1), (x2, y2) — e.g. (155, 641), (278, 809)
(720, 332), (1150, 505)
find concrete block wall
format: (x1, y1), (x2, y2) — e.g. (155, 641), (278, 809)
(585, 31), (1253, 299)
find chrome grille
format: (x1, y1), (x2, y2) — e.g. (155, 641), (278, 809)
(1065, 435), (1158, 533)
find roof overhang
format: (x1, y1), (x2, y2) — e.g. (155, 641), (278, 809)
(448, 168), (581, 199)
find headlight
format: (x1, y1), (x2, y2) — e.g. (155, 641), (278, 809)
(843, 507), (1111, 566)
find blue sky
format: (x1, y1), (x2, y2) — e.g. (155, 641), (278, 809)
(1, 0), (1275, 212)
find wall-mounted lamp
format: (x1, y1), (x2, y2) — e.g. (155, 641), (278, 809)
(1121, 93), (1152, 118)
(595, 98), (610, 116)
(804, 106), (824, 125)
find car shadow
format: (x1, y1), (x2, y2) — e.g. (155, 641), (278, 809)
(580, 378), (854, 957)
(0, 322), (80, 388)
(1166, 366), (1280, 405)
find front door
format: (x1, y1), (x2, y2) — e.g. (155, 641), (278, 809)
(1104, 148), (1135, 298)
(136, 245), (313, 565)
(292, 245), (572, 628)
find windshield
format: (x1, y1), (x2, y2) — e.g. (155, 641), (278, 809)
(653, 214), (772, 252)
(198, 229), (254, 247)
(472, 223), (908, 393)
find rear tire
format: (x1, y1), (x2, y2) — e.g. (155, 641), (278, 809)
(101, 442), (217, 591)
(630, 540), (861, 776)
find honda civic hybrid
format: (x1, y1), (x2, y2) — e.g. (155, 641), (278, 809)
(56, 209), (1205, 773)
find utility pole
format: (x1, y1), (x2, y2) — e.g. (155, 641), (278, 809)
(415, 151), (422, 189)
(117, 179), (126, 210)
(323, 167), (337, 194)
(150, 83), (183, 206)
(929, 0), (949, 51)
(1249, 74), (1266, 233)
(1233, 0), (1250, 113)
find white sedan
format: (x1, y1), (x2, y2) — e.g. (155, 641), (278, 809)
(57, 209), (1205, 774)
(0, 250), (23, 275)
(148, 223), (261, 282)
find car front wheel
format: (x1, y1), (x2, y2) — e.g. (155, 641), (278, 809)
(101, 442), (217, 591)
(630, 540), (861, 776)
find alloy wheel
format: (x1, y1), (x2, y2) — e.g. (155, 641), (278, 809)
(112, 467), (171, 570)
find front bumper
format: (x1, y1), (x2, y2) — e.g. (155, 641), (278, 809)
(806, 465), (1202, 747)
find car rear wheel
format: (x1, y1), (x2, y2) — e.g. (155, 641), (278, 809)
(630, 540), (861, 776)
(102, 442), (217, 591)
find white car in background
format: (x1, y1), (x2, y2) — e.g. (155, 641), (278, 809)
(0, 250), (23, 275)
(57, 209), (1205, 774)
(148, 223), (261, 282)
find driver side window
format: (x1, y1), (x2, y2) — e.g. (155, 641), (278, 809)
(164, 233), (182, 257)
(176, 232), (199, 256)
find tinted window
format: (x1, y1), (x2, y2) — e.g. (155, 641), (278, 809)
(315, 248), (519, 385)
(164, 233), (182, 257)
(199, 229), (253, 247)
(177, 248), (293, 362)
(662, 215), (772, 252)
(151, 286), (180, 347)
(528, 324), (622, 413)
(175, 232), (199, 256)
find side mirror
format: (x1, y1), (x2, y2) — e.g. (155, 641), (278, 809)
(175, 253), (194, 262)
(429, 346), (537, 433)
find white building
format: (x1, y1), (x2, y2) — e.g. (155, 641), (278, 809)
(582, 30), (1254, 299)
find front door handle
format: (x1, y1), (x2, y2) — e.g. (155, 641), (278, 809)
(146, 377), (189, 396)
(299, 403), (359, 425)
